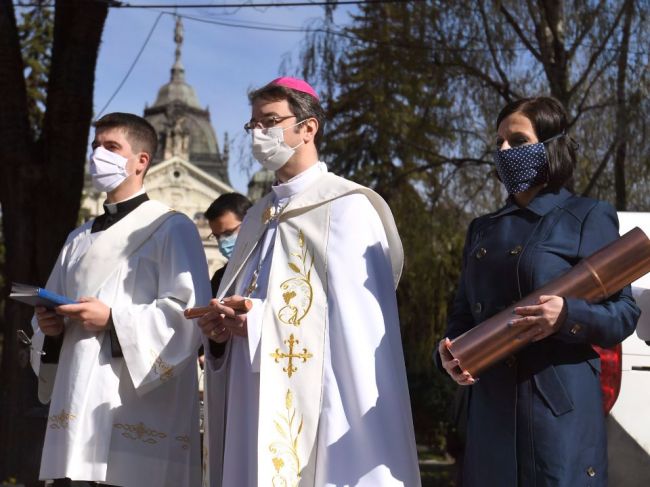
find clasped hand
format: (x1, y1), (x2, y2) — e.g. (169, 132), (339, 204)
(36, 297), (111, 335)
(197, 295), (249, 343)
(509, 294), (566, 343)
(439, 295), (566, 386)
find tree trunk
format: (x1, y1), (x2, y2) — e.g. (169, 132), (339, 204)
(613, 0), (634, 210)
(0, 1), (108, 484)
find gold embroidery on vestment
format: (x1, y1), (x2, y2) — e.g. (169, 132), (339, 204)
(113, 421), (167, 444)
(270, 334), (313, 378)
(278, 230), (314, 326)
(48, 409), (76, 429)
(269, 389), (303, 487)
(151, 350), (174, 381)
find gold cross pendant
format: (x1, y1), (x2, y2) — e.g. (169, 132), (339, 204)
(245, 269), (259, 297)
(262, 205), (277, 225)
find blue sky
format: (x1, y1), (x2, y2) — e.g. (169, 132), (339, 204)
(93, 1), (355, 193)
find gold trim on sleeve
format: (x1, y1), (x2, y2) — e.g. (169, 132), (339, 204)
(151, 350), (174, 381)
(48, 409), (76, 429)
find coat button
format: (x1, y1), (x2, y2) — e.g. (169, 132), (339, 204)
(570, 324), (582, 335)
(509, 245), (523, 255)
(586, 466), (596, 477)
(475, 247), (487, 259)
(473, 302), (482, 314)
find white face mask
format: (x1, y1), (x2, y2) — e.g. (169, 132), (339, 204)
(251, 121), (305, 171)
(89, 146), (130, 193)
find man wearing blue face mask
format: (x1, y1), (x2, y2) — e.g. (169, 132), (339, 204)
(204, 192), (252, 296)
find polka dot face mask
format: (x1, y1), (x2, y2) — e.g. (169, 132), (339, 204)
(493, 133), (565, 194)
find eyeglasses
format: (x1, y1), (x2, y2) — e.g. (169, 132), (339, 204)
(207, 223), (241, 241)
(244, 115), (296, 134)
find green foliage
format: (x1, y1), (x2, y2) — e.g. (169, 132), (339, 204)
(17, 1), (53, 138)
(392, 186), (467, 450)
(294, 2), (477, 449)
(292, 0), (650, 452)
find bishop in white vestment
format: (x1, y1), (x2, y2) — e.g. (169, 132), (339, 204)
(201, 78), (420, 487)
(30, 114), (211, 487)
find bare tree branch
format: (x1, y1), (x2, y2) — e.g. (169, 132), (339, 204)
(567, 0), (607, 58)
(568, 1), (628, 100)
(478, 0), (512, 94)
(569, 55), (617, 127)
(499, 3), (543, 62)
(581, 138), (617, 197)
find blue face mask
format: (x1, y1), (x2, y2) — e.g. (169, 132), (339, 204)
(493, 133), (565, 195)
(218, 233), (237, 259)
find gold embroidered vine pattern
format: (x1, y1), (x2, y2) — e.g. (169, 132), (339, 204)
(269, 389), (303, 487)
(278, 229), (314, 326)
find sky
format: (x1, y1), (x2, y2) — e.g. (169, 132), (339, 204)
(92, 1), (356, 193)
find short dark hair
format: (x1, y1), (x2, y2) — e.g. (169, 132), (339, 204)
(94, 112), (158, 160)
(204, 193), (252, 222)
(248, 83), (325, 147)
(496, 97), (578, 192)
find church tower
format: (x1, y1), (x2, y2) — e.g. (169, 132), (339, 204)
(143, 16), (229, 185)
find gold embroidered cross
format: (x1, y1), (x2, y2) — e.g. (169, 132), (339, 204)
(270, 334), (313, 378)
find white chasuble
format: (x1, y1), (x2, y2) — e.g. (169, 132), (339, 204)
(204, 164), (421, 487)
(30, 200), (211, 487)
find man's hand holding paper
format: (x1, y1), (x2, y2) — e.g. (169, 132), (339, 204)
(35, 307), (65, 336)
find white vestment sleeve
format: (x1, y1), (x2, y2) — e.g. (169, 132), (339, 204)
(111, 215), (210, 396)
(317, 193), (421, 486)
(30, 227), (86, 402)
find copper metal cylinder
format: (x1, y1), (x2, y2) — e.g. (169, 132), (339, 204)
(448, 227), (650, 377)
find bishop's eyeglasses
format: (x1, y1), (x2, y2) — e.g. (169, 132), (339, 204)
(244, 115), (296, 134)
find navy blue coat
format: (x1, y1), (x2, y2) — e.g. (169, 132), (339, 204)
(444, 189), (640, 487)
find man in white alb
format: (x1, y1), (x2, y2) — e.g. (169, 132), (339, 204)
(31, 113), (210, 487)
(199, 78), (420, 486)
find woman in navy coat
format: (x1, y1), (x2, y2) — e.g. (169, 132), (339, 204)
(438, 97), (640, 487)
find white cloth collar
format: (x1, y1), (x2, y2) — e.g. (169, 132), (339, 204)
(272, 162), (327, 202)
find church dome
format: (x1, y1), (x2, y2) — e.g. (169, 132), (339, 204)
(152, 69), (202, 110)
(143, 16), (230, 185)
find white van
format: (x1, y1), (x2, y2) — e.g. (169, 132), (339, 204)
(606, 213), (650, 485)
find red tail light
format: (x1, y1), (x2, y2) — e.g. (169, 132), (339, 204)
(593, 343), (622, 415)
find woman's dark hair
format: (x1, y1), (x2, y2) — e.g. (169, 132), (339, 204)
(204, 192), (252, 222)
(496, 97), (578, 192)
